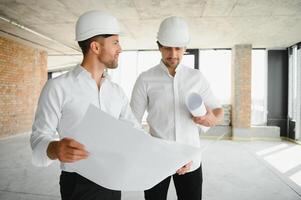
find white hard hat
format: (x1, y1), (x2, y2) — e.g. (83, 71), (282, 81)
(157, 16), (190, 47)
(75, 10), (120, 41)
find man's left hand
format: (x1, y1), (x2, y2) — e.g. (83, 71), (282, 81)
(192, 107), (219, 127)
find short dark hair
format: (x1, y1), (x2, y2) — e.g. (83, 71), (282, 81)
(157, 41), (163, 48)
(78, 34), (114, 55)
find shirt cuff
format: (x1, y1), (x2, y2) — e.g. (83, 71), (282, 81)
(31, 136), (59, 167)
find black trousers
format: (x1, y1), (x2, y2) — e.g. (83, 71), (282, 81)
(60, 171), (121, 200)
(145, 165), (203, 200)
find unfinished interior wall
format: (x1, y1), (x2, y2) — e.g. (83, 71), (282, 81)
(231, 44), (252, 138)
(0, 36), (47, 138)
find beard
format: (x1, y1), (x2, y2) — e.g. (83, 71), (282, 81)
(105, 59), (118, 69)
(165, 58), (180, 68)
(98, 54), (119, 69)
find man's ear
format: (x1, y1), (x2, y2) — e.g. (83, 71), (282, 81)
(90, 41), (102, 55)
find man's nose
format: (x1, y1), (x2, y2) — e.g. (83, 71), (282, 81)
(170, 48), (177, 57)
(118, 44), (122, 53)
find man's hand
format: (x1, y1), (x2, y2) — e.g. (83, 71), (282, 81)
(192, 107), (223, 127)
(47, 138), (89, 163)
(176, 161), (192, 175)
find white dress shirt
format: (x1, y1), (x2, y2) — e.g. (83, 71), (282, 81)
(31, 65), (140, 169)
(130, 61), (221, 171)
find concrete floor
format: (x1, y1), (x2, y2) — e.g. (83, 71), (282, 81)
(1, 133), (301, 200)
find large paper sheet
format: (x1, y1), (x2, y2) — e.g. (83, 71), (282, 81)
(64, 104), (202, 191)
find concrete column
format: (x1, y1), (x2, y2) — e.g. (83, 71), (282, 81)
(231, 44), (252, 139)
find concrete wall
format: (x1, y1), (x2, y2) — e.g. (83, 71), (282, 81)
(0, 36), (47, 138)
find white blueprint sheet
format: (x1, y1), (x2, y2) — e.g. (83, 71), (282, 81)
(64, 104), (202, 191)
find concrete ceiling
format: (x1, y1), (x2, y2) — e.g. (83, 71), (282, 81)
(1, 0), (301, 56)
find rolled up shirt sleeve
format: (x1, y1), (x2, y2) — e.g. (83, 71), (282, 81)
(198, 72), (221, 109)
(30, 79), (62, 167)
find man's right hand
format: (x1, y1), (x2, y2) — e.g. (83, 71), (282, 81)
(176, 161), (193, 175)
(47, 137), (89, 163)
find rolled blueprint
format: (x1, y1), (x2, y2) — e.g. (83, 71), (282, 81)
(185, 92), (210, 132)
(185, 92), (206, 117)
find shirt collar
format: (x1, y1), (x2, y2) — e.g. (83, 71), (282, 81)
(73, 65), (110, 80)
(73, 65), (87, 78)
(159, 60), (183, 76)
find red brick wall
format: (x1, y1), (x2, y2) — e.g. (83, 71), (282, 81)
(0, 36), (47, 138)
(231, 44), (252, 128)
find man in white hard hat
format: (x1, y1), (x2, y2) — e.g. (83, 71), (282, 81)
(130, 16), (224, 200)
(30, 10), (140, 200)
